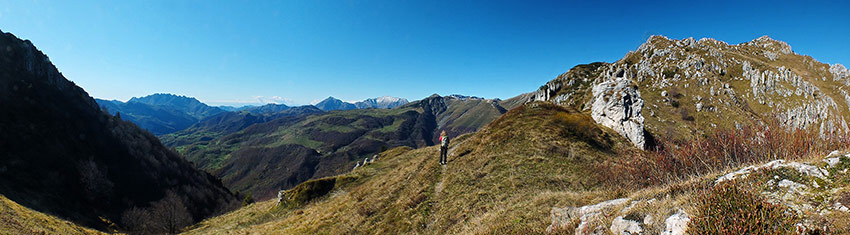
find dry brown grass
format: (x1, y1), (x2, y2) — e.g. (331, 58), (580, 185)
(183, 103), (633, 234)
(184, 101), (850, 234)
(0, 194), (108, 235)
(601, 117), (850, 189)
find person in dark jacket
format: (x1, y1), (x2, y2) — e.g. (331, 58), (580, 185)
(439, 130), (449, 165)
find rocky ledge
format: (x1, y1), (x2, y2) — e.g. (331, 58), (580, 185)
(547, 151), (850, 234)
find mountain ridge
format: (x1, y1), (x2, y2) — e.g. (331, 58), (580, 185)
(0, 29), (238, 232)
(128, 93), (225, 120)
(95, 93), (225, 135)
(529, 35), (850, 149)
(315, 96), (409, 111)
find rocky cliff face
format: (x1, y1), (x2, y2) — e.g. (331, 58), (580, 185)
(530, 35), (850, 147)
(590, 64), (646, 149)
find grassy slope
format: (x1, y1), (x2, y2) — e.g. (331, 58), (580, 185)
(436, 98), (507, 139)
(0, 194), (106, 235)
(179, 107), (414, 171)
(184, 102), (637, 234)
(498, 92), (533, 111)
(171, 96), (513, 201)
(175, 106), (431, 200)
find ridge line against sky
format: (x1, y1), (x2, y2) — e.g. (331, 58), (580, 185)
(1, 0), (848, 106)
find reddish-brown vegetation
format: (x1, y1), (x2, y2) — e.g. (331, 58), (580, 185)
(602, 118), (850, 188)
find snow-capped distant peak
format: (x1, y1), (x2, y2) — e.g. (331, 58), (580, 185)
(376, 96), (407, 103)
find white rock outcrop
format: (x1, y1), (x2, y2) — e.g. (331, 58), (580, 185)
(610, 216), (643, 234)
(548, 198), (692, 235)
(661, 210), (690, 235)
(547, 198), (630, 234)
(714, 159), (829, 184)
(830, 64), (849, 84)
(591, 65), (646, 149)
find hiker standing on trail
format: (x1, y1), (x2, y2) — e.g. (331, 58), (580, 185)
(439, 131), (449, 165)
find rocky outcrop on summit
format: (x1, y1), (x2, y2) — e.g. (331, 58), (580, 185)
(529, 62), (608, 108)
(633, 35), (850, 136)
(528, 62), (648, 149)
(832, 64), (850, 86)
(530, 35), (850, 144)
(590, 64), (646, 149)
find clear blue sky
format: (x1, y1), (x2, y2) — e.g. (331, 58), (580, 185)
(1, 0), (848, 106)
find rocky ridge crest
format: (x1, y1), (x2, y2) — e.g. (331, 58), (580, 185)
(530, 35), (850, 147)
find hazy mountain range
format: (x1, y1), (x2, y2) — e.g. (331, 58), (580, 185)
(314, 96), (409, 111)
(96, 94), (409, 135)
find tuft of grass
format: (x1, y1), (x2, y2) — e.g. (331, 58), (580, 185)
(689, 182), (798, 234)
(552, 111), (613, 150)
(663, 68), (678, 79)
(679, 108), (694, 121)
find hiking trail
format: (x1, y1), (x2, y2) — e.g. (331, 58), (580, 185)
(435, 140), (461, 197)
(428, 138), (466, 229)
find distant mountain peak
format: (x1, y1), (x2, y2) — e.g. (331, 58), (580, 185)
(126, 93), (224, 120)
(315, 95), (409, 111)
(354, 96), (409, 109)
(315, 96), (357, 111)
(446, 94), (484, 100)
(376, 96), (406, 103)
(129, 93), (203, 105)
(242, 103), (291, 114)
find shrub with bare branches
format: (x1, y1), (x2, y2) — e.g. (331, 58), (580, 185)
(121, 191), (193, 234)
